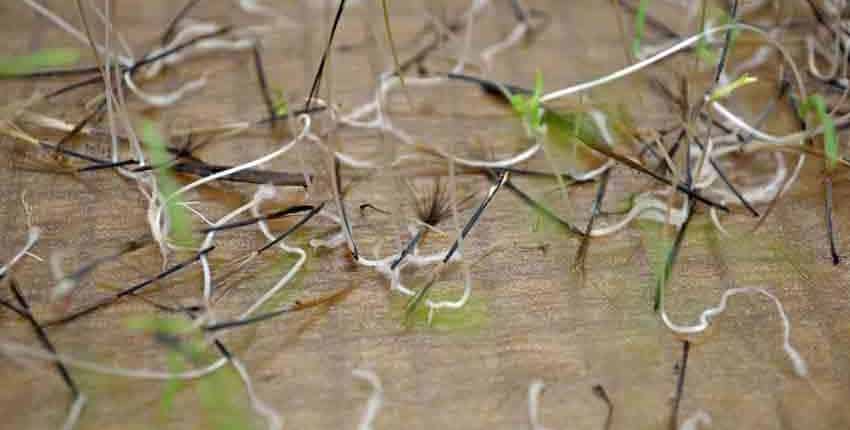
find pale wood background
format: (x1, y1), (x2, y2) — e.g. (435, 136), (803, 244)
(1, 1), (849, 429)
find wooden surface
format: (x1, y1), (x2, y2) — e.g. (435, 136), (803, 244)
(2, 1), (850, 429)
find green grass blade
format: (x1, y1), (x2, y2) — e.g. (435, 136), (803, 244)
(140, 121), (196, 246)
(631, 0), (650, 57)
(0, 48), (80, 76)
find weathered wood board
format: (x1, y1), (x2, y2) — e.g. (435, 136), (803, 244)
(1, 1), (849, 429)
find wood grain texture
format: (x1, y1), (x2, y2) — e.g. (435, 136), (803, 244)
(1, 1), (849, 429)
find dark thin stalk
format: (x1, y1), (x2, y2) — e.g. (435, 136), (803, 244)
(443, 172), (508, 263)
(59, 237), (151, 286)
(129, 26), (233, 73)
(161, 0), (202, 45)
(508, 0), (530, 22)
(0, 65), (102, 80)
(201, 205), (315, 233)
(488, 170), (586, 237)
(405, 173), (510, 317)
(46, 74), (103, 99)
(654, 201), (696, 312)
(451, 73), (729, 212)
(564, 127), (729, 212)
(712, 0), (739, 85)
(36, 140), (110, 165)
(256, 203), (325, 255)
(77, 158), (138, 172)
(390, 227), (425, 270)
(574, 168), (611, 271)
(204, 286), (352, 332)
(592, 384), (614, 430)
(825, 177), (840, 265)
(692, 139), (759, 217)
(252, 43), (277, 124)
(55, 102), (106, 154)
(44, 247), (215, 327)
(332, 158), (359, 259)
(2, 280), (79, 396)
(669, 341), (691, 430)
(446, 72), (531, 97)
(304, 0), (347, 111)
(172, 160), (311, 187)
(254, 105), (327, 125)
(359, 203), (391, 215)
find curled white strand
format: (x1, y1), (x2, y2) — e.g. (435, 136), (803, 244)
(60, 394), (87, 430)
(679, 410), (712, 430)
(231, 358), (283, 430)
(238, 187), (307, 319)
(0, 227), (40, 279)
(0, 339), (228, 380)
(661, 287), (808, 377)
(353, 369), (383, 430)
(527, 380), (550, 430)
(480, 22), (529, 71)
(124, 72), (209, 107)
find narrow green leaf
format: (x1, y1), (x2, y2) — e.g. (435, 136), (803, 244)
(801, 95), (838, 172)
(140, 121), (196, 246)
(708, 74), (757, 102)
(631, 0), (650, 57)
(0, 48), (80, 76)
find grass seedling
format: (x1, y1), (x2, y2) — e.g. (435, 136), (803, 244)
(391, 178), (476, 270)
(574, 168), (611, 273)
(252, 43), (277, 124)
(654, 201), (695, 312)
(509, 70), (545, 137)
(379, 0), (410, 102)
(631, 0), (650, 58)
(305, 0), (347, 111)
(141, 120), (196, 247)
(0, 48), (80, 77)
(332, 158), (360, 260)
(404, 173), (508, 318)
(129, 316), (254, 430)
(545, 110), (729, 212)
(801, 94), (840, 264)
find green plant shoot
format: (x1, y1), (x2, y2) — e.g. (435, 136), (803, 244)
(0, 48), (80, 77)
(631, 0), (650, 57)
(140, 121), (195, 246)
(708, 74), (757, 103)
(801, 94), (838, 172)
(510, 71), (545, 137)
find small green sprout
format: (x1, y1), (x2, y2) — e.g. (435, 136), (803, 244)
(271, 88), (289, 117)
(140, 121), (196, 247)
(0, 48), (79, 77)
(707, 74), (757, 103)
(631, 0), (650, 57)
(510, 71), (546, 136)
(800, 94), (838, 172)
